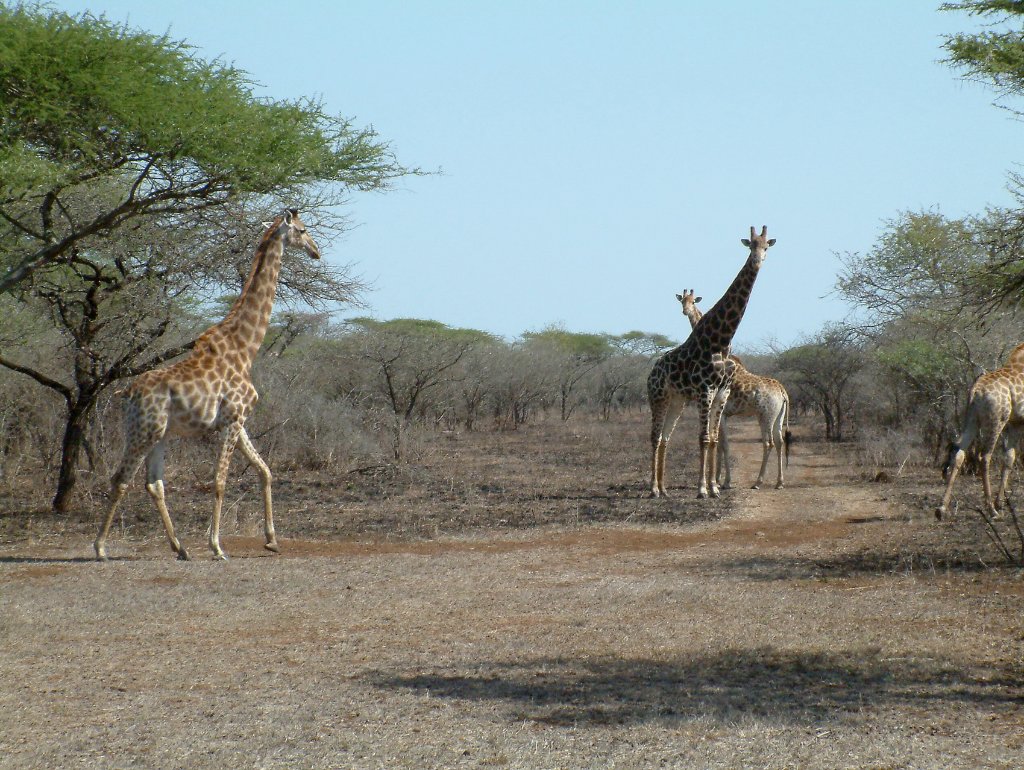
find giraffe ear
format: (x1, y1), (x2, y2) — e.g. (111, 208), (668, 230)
(261, 221), (274, 229)
(676, 293), (684, 301)
(741, 239), (751, 247)
(767, 238), (777, 247)
(695, 296), (702, 303)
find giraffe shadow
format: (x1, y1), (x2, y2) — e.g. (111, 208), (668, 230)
(0, 555), (134, 564)
(367, 648), (1022, 727)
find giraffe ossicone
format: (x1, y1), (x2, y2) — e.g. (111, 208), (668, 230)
(94, 209), (320, 561)
(648, 226), (777, 499)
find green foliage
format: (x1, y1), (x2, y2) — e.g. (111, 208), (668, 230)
(347, 317), (500, 346)
(522, 325), (613, 360)
(0, 3), (415, 291)
(0, 4), (397, 194)
(875, 338), (958, 388)
(835, 210), (981, 328)
(943, 2), (1024, 89)
(614, 330), (677, 355)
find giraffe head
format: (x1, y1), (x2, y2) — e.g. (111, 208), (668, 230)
(676, 289), (703, 327)
(740, 225), (776, 268)
(267, 209), (321, 259)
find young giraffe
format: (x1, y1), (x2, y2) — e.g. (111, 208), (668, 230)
(676, 289), (791, 489)
(648, 226), (777, 498)
(936, 342), (1024, 520)
(95, 209), (320, 561)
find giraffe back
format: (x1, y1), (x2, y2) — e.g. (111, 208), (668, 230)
(724, 366), (787, 419)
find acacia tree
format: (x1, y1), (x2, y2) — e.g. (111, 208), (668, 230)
(834, 210), (1023, 449)
(776, 326), (866, 441)
(942, 2), (1024, 306)
(343, 319), (488, 459)
(0, 5), (409, 292)
(522, 326), (612, 421)
(0, 6), (413, 510)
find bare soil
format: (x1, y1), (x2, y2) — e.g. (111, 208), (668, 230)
(1, 413), (1023, 769)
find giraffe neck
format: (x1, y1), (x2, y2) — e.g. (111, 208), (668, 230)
(682, 305), (703, 330)
(692, 254), (761, 353)
(1007, 343), (1024, 370)
(218, 229), (285, 369)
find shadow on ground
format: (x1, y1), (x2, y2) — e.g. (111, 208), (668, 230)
(368, 648), (1023, 727)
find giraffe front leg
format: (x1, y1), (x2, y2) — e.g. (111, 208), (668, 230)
(209, 425), (242, 560)
(706, 388), (729, 498)
(237, 426), (278, 553)
(95, 431), (150, 561)
(937, 446), (966, 520)
(696, 393), (715, 499)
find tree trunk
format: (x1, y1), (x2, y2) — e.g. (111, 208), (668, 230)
(52, 396), (93, 512)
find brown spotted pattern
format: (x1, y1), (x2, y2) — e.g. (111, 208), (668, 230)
(937, 342), (1024, 519)
(648, 227), (776, 499)
(94, 210), (321, 561)
(677, 290), (790, 490)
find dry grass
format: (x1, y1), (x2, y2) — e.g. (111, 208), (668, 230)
(1, 412), (1023, 769)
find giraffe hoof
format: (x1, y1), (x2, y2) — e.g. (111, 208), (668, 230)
(176, 547), (190, 561)
(264, 541), (280, 553)
(934, 507), (945, 521)
(775, 483), (784, 490)
(751, 483), (761, 490)
(212, 552), (228, 562)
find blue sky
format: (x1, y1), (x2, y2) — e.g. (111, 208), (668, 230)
(48, 1), (1024, 349)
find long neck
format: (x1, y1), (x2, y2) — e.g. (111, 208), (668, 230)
(219, 231), (284, 368)
(682, 304), (703, 330)
(693, 254), (760, 353)
(1007, 343), (1024, 369)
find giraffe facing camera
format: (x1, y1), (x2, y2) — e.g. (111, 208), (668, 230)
(648, 226), (777, 499)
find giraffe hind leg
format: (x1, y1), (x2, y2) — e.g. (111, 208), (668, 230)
(716, 415), (732, 489)
(996, 426), (1020, 515)
(145, 440), (188, 560)
(95, 413), (159, 560)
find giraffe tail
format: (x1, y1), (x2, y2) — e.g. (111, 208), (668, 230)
(783, 393), (792, 467)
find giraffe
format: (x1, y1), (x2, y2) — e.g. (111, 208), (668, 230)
(936, 342), (1024, 520)
(94, 209), (320, 561)
(676, 290), (791, 489)
(648, 226), (777, 499)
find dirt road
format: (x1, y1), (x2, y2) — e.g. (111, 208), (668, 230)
(1, 426), (1022, 769)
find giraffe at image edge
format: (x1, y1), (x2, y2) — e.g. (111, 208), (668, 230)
(94, 209), (320, 561)
(937, 343), (1024, 520)
(648, 226), (777, 499)
(676, 289), (791, 490)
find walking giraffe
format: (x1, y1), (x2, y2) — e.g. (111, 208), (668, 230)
(676, 289), (791, 489)
(936, 342), (1024, 520)
(648, 226), (777, 498)
(95, 209), (321, 560)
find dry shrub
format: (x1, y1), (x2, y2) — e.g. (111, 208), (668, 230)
(853, 425), (931, 476)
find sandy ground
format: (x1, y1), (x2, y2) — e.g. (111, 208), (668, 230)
(1, 422), (1023, 769)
